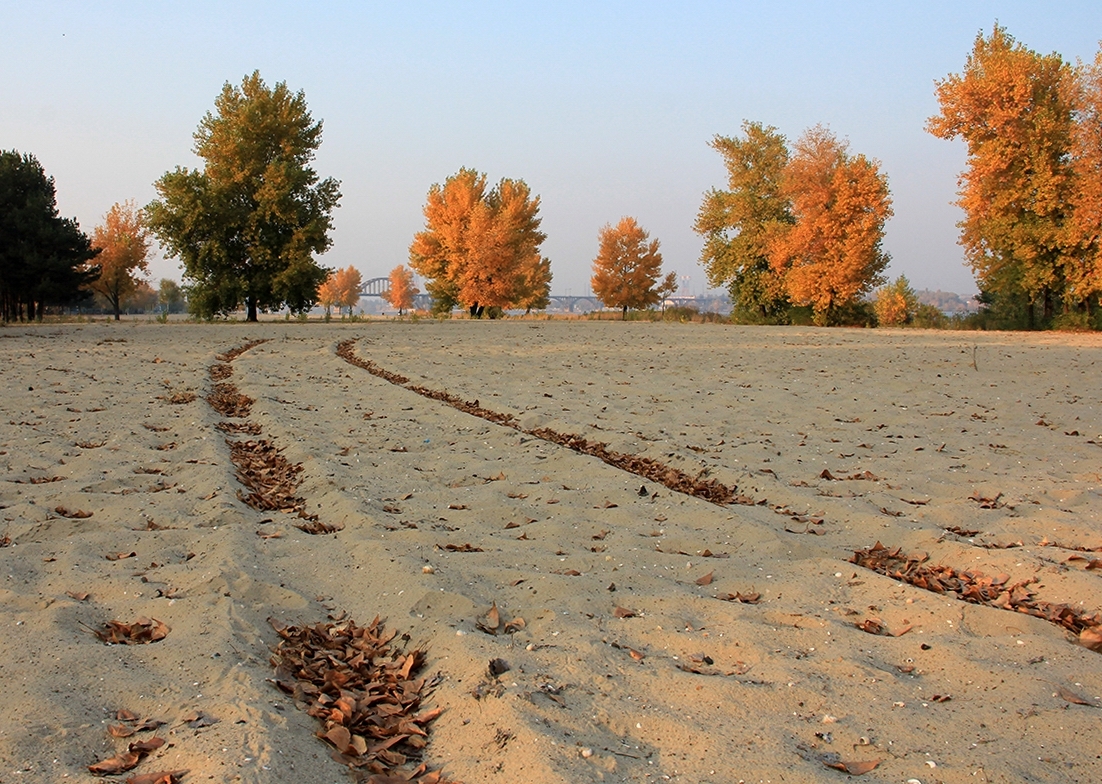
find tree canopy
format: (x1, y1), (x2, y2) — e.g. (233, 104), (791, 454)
(695, 122), (793, 320)
(145, 71), (341, 321)
(928, 25), (1080, 325)
(0, 150), (99, 322)
(769, 125), (893, 325)
(317, 265), (362, 317)
(409, 168), (550, 317)
(383, 264), (419, 315)
(88, 200), (150, 321)
(591, 217), (665, 318)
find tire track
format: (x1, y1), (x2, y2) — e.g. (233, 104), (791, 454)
(207, 339), (334, 533)
(336, 339), (748, 506)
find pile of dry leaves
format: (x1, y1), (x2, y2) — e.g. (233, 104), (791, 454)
(227, 439), (304, 512)
(852, 541), (1102, 651)
(207, 382), (254, 418)
(269, 616), (456, 783)
(215, 339), (269, 363)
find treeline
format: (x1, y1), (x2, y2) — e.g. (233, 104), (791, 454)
(5, 26), (1102, 328)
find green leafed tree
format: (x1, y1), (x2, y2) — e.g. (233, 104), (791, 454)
(145, 71), (341, 321)
(694, 122), (793, 321)
(0, 150), (99, 321)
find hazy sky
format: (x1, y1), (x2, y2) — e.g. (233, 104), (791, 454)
(4, 2), (1102, 297)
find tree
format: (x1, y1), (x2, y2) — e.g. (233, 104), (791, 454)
(383, 264), (419, 315)
(874, 275), (919, 326)
(409, 168), (548, 317)
(591, 217), (664, 319)
(1067, 48), (1102, 312)
(0, 150), (99, 321)
(158, 279), (185, 314)
(514, 255), (553, 313)
(655, 271), (679, 312)
(316, 273), (340, 317)
(317, 266), (361, 317)
(146, 71), (341, 321)
(928, 25), (1076, 326)
(694, 122), (793, 320)
(768, 126), (892, 325)
(88, 200), (150, 320)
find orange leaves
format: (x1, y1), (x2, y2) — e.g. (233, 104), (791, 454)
(383, 264), (420, 314)
(318, 266), (362, 316)
(409, 168), (547, 314)
(269, 616), (454, 782)
(769, 126), (892, 324)
(88, 199), (152, 318)
(94, 617), (170, 645)
(590, 217), (665, 317)
(476, 602), (526, 635)
(852, 541), (1102, 651)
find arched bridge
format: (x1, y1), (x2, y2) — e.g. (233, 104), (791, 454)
(360, 277), (390, 297)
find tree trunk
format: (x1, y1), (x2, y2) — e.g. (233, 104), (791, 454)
(246, 297), (258, 322)
(621, 306), (627, 320)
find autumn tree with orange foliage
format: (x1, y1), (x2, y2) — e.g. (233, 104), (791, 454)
(768, 126), (892, 325)
(928, 26), (1079, 326)
(383, 264), (419, 315)
(591, 217), (665, 319)
(317, 266), (361, 317)
(1067, 50), (1102, 312)
(410, 168), (550, 317)
(88, 200), (150, 320)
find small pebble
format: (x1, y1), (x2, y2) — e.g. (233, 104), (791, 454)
(580, 748), (593, 759)
(422, 565), (435, 574)
(822, 715), (838, 724)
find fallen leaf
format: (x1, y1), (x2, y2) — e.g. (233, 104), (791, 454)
(477, 602), (501, 634)
(67, 590), (90, 601)
(181, 710), (218, 728)
(447, 503), (468, 510)
(614, 606), (637, 618)
(695, 571), (714, 586)
(88, 751), (141, 775)
(126, 770), (188, 784)
(55, 506), (93, 519)
(1057, 686), (1101, 707)
(94, 618), (170, 645)
(819, 469), (836, 481)
(107, 551), (138, 561)
(823, 758), (881, 775)
(628, 648), (645, 662)
(129, 737), (166, 753)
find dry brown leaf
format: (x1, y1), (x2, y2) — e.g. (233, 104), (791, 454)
(88, 751), (141, 775)
(1057, 686), (1100, 707)
(107, 551), (138, 561)
(67, 590), (90, 602)
(614, 606), (637, 618)
(695, 571), (714, 586)
(129, 737), (166, 753)
(823, 758), (881, 775)
(95, 618), (170, 645)
(55, 506), (92, 519)
(503, 617), (526, 633)
(1081, 627), (1102, 652)
(126, 771), (188, 784)
(628, 648), (645, 661)
(476, 602), (501, 634)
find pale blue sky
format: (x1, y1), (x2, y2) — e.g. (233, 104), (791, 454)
(4, 2), (1101, 297)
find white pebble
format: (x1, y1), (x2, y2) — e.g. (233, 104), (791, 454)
(580, 748), (593, 758)
(925, 760), (937, 768)
(422, 565), (435, 574)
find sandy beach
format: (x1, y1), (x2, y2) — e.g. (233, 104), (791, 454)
(1, 319), (1101, 784)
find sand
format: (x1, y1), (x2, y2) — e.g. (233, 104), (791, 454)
(1, 319), (1100, 784)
